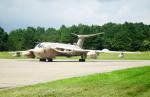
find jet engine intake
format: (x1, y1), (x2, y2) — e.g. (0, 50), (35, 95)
(87, 51), (98, 59)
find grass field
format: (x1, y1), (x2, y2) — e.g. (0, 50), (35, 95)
(0, 66), (150, 97)
(0, 52), (26, 59)
(0, 51), (150, 60)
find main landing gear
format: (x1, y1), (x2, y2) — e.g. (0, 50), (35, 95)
(47, 58), (53, 62)
(79, 54), (86, 62)
(39, 59), (46, 62)
(39, 58), (53, 62)
(79, 59), (85, 62)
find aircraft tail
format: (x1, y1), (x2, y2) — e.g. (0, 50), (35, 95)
(71, 32), (104, 48)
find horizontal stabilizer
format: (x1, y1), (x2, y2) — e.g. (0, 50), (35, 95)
(71, 32), (104, 48)
(71, 32), (104, 38)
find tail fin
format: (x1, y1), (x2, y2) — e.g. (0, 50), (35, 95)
(71, 32), (104, 48)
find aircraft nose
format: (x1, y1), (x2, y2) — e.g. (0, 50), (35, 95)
(34, 48), (45, 54)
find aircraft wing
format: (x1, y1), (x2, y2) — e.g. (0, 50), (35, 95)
(66, 48), (139, 54)
(9, 49), (35, 58)
(53, 47), (139, 54)
(94, 50), (139, 53)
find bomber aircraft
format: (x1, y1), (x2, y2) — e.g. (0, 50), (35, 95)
(12, 32), (135, 62)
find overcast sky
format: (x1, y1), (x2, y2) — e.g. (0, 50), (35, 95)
(0, 0), (150, 32)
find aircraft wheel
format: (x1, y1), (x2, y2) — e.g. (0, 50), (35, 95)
(39, 59), (46, 62)
(47, 58), (53, 62)
(79, 59), (85, 62)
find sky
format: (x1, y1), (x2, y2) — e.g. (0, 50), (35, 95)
(0, 0), (150, 32)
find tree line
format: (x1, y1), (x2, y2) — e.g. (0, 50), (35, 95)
(0, 22), (150, 51)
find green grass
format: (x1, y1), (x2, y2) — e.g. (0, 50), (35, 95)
(0, 51), (150, 60)
(97, 52), (150, 60)
(0, 52), (26, 59)
(57, 52), (150, 60)
(0, 66), (150, 97)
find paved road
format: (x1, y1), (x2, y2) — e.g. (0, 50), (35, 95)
(0, 59), (150, 89)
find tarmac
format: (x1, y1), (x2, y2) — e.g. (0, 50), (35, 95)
(0, 59), (150, 89)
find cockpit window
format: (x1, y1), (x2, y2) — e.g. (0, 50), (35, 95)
(36, 43), (44, 48)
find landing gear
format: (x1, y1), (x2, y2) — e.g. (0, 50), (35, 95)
(39, 58), (53, 62)
(39, 59), (46, 62)
(79, 54), (86, 62)
(47, 58), (53, 62)
(79, 59), (85, 62)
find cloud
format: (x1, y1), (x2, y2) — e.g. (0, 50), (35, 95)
(97, 0), (121, 2)
(0, 0), (150, 32)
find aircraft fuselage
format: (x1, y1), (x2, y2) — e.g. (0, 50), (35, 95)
(33, 42), (83, 58)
